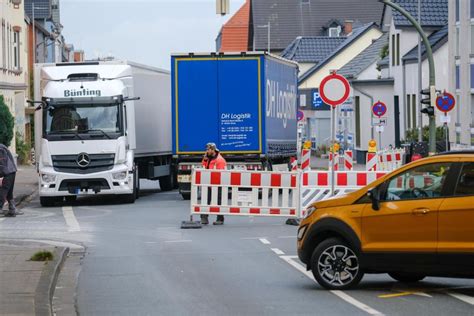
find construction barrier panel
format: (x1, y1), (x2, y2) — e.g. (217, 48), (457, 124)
(191, 169), (301, 218)
(190, 169), (390, 220)
(300, 171), (388, 216)
(301, 149), (311, 170)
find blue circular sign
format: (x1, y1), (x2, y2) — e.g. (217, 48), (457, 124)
(436, 92), (455, 113)
(372, 101), (387, 118)
(297, 110), (304, 122)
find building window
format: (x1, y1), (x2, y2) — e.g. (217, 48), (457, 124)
(406, 94), (411, 129)
(355, 96), (361, 148)
(1, 21), (5, 69)
(412, 94), (417, 130)
(471, 64), (474, 89)
(471, 0), (474, 19)
(329, 27), (340, 37)
(396, 33), (400, 66)
(13, 31), (19, 70)
(456, 65), (460, 90)
(391, 34), (395, 66)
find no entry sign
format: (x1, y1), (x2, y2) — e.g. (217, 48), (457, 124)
(297, 110), (304, 122)
(372, 101), (387, 118)
(436, 92), (455, 113)
(319, 72), (350, 107)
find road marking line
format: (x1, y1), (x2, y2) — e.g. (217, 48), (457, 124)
(0, 218), (5, 222)
(271, 248), (285, 255)
(447, 292), (474, 305)
(280, 256), (383, 316)
(278, 236), (295, 239)
(164, 240), (192, 243)
(259, 238), (271, 245)
(62, 206), (81, 232)
(379, 291), (431, 299)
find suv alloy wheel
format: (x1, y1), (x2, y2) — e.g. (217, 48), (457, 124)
(311, 238), (364, 290)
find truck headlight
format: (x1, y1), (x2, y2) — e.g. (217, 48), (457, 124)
(41, 174), (56, 183)
(112, 171), (128, 180)
(305, 206), (317, 218)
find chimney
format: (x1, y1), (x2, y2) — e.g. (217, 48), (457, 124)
(344, 20), (354, 35)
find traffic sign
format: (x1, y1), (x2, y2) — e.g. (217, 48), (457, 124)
(312, 91), (324, 108)
(319, 72), (350, 107)
(372, 101), (387, 118)
(436, 92), (455, 113)
(297, 110), (304, 122)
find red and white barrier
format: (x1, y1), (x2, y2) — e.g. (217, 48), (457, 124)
(301, 149), (311, 170)
(328, 152), (339, 171)
(191, 169), (300, 218)
(190, 168), (389, 220)
(343, 150), (353, 170)
(366, 152), (378, 171)
(377, 149), (405, 171)
(300, 171), (387, 215)
(290, 157), (298, 171)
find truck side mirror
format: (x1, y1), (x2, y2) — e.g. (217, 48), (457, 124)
(367, 188), (380, 211)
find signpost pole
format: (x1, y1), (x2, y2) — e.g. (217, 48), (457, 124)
(331, 106), (336, 196)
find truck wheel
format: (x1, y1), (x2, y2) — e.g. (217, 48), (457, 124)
(123, 168), (137, 204)
(159, 175), (174, 191)
(65, 196), (77, 203)
(40, 197), (61, 207)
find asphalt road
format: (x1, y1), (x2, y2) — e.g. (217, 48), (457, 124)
(1, 180), (473, 315)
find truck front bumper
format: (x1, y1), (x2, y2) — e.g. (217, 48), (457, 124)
(38, 165), (134, 197)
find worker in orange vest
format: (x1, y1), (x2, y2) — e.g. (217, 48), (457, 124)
(201, 142), (227, 225)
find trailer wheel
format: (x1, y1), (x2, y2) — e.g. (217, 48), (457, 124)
(181, 192), (191, 200)
(159, 173), (174, 191)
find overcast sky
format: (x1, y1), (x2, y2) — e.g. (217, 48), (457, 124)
(60, 0), (245, 70)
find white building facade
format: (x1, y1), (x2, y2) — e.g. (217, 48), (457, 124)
(0, 0), (29, 152)
(449, 0), (474, 147)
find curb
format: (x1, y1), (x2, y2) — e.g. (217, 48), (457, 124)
(35, 247), (70, 316)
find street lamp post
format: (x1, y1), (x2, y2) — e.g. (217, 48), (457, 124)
(380, 0), (437, 154)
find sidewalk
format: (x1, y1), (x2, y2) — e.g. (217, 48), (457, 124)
(1, 165), (69, 316)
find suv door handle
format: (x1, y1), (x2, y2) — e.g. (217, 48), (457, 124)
(412, 208), (430, 215)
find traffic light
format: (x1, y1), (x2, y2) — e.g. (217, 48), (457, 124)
(420, 87), (435, 117)
(421, 106), (435, 116)
(420, 88), (431, 105)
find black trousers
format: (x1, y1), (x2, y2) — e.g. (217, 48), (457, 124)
(201, 187), (224, 221)
(0, 173), (15, 206)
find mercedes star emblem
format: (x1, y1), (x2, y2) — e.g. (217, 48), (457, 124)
(76, 153), (91, 168)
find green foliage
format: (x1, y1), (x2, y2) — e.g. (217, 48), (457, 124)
(0, 95), (14, 147)
(30, 250), (54, 262)
(15, 132), (31, 165)
(379, 43), (389, 59)
(403, 126), (445, 143)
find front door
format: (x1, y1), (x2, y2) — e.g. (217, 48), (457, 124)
(361, 162), (452, 269)
(438, 161), (474, 272)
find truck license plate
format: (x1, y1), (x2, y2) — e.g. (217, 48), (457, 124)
(178, 175), (191, 183)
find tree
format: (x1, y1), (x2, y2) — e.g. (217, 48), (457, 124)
(0, 95), (14, 147)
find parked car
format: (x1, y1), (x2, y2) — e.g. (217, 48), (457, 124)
(297, 151), (474, 290)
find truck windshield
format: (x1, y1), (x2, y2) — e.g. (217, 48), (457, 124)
(43, 103), (123, 140)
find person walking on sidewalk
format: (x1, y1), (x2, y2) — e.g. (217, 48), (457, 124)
(201, 142), (227, 225)
(0, 143), (21, 217)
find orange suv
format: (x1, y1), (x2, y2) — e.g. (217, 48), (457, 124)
(297, 151), (474, 289)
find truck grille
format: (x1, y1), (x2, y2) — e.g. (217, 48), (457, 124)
(52, 154), (115, 174)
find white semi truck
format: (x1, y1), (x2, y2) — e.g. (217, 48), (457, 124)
(34, 61), (175, 206)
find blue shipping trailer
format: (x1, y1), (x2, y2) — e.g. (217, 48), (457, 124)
(171, 52), (298, 198)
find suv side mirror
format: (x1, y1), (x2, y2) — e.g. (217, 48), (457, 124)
(367, 188), (380, 211)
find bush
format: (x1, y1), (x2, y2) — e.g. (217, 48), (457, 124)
(0, 95), (14, 147)
(30, 250), (54, 262)
(403, 126), (445, 143)
(16, 132), (31, 164)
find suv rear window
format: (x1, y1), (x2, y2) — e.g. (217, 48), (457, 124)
(454, 162), (474, 196)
